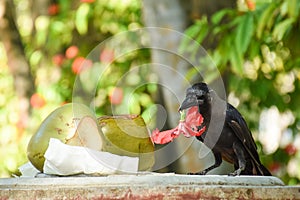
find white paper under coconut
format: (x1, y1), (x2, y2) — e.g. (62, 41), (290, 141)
(18, 162), (40, 177)
(43, 138), (139, 176)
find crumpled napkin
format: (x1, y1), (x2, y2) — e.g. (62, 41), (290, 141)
(43, 138), (139, 176)
(18, 162), (40, 177)
(19, 138), (139, 177)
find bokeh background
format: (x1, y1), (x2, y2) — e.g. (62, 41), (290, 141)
(0, 0), (300, 185)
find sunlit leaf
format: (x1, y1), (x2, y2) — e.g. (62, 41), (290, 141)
(75, 3), (90, 35)
(256, 3), (277, 39)
(280, 1), (288, 16)
(273, 18), (295, 41)
(35, 16), (50, 46)
(287, 0), (300, 18)
(129, 93), (141, 114)
(29, 50), (43, 66)
(141, 104), (157, 129)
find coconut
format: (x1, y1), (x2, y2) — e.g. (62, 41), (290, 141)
(27, 103), (103, 172)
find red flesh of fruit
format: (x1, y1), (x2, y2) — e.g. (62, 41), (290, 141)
(151, 106), (206, 144)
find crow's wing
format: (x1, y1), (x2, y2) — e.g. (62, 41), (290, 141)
(226, 104), (263, 172)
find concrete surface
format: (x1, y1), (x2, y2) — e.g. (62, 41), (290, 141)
(0, 174), (299, 199)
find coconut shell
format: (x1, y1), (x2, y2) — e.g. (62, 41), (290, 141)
(98, 115), (155, 171)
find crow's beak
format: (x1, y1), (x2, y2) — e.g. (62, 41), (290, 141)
(179, 95), (203, 111)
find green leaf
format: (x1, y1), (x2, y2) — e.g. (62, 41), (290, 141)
(185, 67), (198, 81)
(287, 0), (300, 18)
(230, 44), (244, 75)
(256, 3), (277, 39)
(248, 40), (260, 59)
(185, 20), (203, 38)
(212, 25), (223, 35)
(280, 1), (288, 16)
(235, 13), (254, 54)
(211, 9), (232, 25)
(75, 4), (90, 35)
(179, 25), (199, 53)
(273, 18), (295, 41)
(216, 37), (231, 66)
(195, 24), (209, 44)
(179, 18), (208, 54)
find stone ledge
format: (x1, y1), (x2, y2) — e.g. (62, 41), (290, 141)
(1, 174), (299, 199)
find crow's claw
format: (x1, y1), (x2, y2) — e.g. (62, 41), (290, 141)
(187, 170), (207, 175)
(228, 169), (242, 176)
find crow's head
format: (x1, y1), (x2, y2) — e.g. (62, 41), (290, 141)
(179, 82), (210, 111)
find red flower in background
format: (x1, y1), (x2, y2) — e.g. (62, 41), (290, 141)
(30, 93), (46, 108)
(48, 4), (59, 16)
(72, 57), (93, 74)
(52, 54), (64, 66)
(100, 49), (114, 63)
(65, 45), (79, 59)
(284, 143), (297, 156)
(109, 87), (123, 105)
(246, 0), (256, 11)
(268, 162), (281, 174)
(80, 0), (95, 3)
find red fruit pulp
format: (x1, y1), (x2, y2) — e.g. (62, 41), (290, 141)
(151, 106), (206, 144)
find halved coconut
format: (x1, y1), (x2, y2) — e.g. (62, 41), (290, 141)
(27, 103), (103, 172)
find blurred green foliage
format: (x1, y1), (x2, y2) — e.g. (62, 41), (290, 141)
(0, 0), (156, 177)
(181, 0), (300, 184)
(0, 44), (29, 177)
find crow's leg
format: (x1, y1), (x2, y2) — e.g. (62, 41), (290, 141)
(189, 151), (222, 175)
(229, 142), (246, 176)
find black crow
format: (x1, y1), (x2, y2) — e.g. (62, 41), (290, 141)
(179, 82), (271, 176)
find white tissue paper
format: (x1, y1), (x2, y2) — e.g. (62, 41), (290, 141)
(18, 162), (40, 177)
(43, 138), (139, 176)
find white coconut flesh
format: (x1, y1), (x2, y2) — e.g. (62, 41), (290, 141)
(65, 116), (103, 151)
